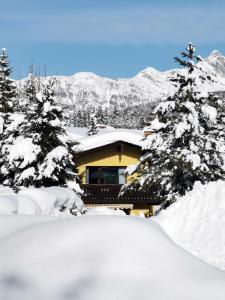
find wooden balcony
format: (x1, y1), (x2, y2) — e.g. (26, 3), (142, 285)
(81, 184), (159, 205)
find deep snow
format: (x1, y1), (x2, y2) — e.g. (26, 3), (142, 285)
(0, 216), (224, 300)
(156, 180), (225, 270)
(0, 181), (224, 299)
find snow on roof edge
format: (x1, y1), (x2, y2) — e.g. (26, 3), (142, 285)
(77, 130), (143, 152)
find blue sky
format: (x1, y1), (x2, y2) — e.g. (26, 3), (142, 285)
(1, 0), (225, 79)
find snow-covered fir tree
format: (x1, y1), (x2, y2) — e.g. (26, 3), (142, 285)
(68, 104), (155, 130)
(138, 115), (146, 129)
(111, 104), (121, 128)
(2, 77), (80, 189)
(83, 110), (90, 127)
(95, 106), (106, 125)
(121, 43), (225, 208)
(25, 73), (40, 106)
(87, 114), (99, 136)
(70, 110), (82, 127)
(30, 79), (80, 188)
(1, 73), (40, 187)
(76, 110), (83, 126)
(0, 48), (16, 142)
(0, 49), (17, 184)
(0, 49), (15, 114)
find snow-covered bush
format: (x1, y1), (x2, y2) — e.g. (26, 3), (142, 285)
(0, 186), (84, 216)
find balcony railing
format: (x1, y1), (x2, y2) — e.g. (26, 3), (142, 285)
(81, 184), (157, 205)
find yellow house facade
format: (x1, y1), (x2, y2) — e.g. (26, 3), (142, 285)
(75, 129), (158, 216)
(78, 142), (140, 183)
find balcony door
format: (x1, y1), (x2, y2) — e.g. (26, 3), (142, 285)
(87, 167), (126, 184)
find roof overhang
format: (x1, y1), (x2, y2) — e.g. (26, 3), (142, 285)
(77, 130), (143, 153)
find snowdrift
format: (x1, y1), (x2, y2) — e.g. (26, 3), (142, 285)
(0, 216), (224, 300)
(155, 180), (225, 270)
(0, 186), (84, 216)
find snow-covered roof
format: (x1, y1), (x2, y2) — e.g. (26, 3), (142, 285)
(72, 128), (143, 152)
(67, 127), (88, 140)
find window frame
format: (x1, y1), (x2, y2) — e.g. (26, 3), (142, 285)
(86, 166), (127, 185)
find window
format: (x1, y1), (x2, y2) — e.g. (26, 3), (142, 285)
(87, 167), (126, 184)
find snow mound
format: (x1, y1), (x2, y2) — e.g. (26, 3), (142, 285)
(0, 187), (84, 216)
(155, 180), (225, 270)
(0, 216), (224, 300)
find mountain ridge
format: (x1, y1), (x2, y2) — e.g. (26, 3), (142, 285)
(19, 50), (225, 111)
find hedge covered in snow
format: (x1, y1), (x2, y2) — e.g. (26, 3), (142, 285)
(0, 186), (84, 216)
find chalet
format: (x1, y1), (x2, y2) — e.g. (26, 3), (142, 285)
(73, 128), (160, 216)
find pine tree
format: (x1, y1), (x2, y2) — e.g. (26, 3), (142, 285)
(111, 105), (121, 128)
(138, 115), (146, 129)
(0, 49), (17, 184)
(1, 74), (41, 187)
(121, 43), (225, 208)
(31, 79), (80, 187)
(82, 110), (88, 127)
(25, 73), (40, 104)
(103, 107), (109, 125)
(0, 48), (16, 145)
(1, 78), (80, 189)
(96, 106), (105, 125)
(87, 114), (98, 136)
(72, 110), (82, 127)
(0, 49), (16, 114)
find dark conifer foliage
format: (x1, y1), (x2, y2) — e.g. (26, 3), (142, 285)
(0, 49), (17, 184)
(0, 49), (16, 114)
(87, 115), (99, 136)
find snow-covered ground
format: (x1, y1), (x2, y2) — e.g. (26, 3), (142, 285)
(0, 215), (224, 300)
(155, 180), (225, 270)
(0, 181), (225, 299)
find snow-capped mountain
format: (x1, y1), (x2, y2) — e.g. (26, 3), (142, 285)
(24, 50), (225, 110)
(205, 50), (225, 77)
(53, 68), (171, 110)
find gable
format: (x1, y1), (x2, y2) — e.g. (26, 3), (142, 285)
(77, 142), (141, 184)
(78, 141), (141, 165)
